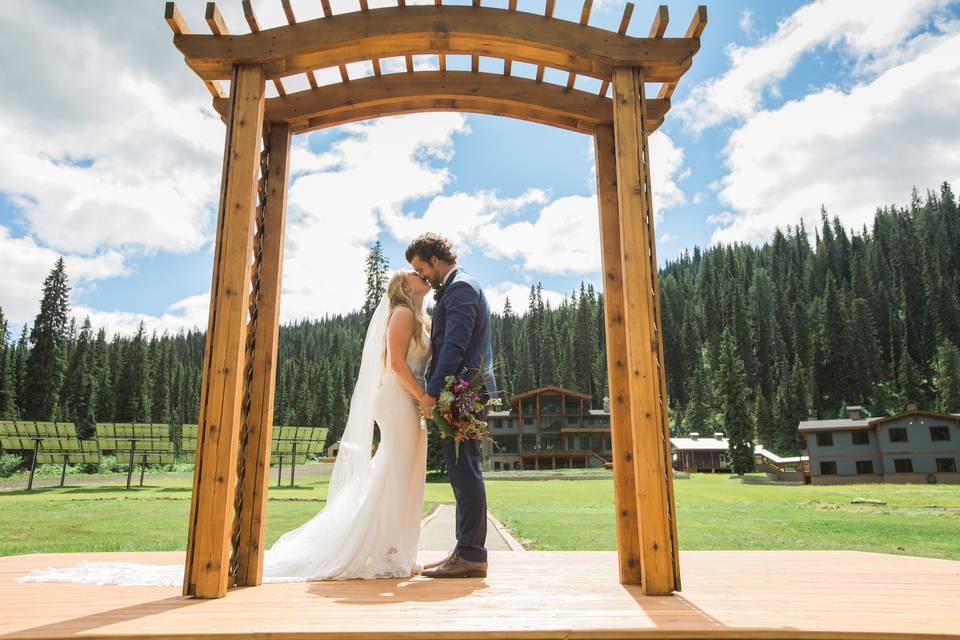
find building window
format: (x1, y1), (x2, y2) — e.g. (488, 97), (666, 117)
(494, 436), (518, 454)
(540, 395), (562, 416)
(893, 458), (913, 473)
(816, 432), (834, 447)
(889, 428), (908, 443)
(855, 460), (874, 475)
(852, 431), (870, 445)
(521, 398), (536, 416)
(541, 417), (561, 432)
(930, 426), (951, 442)
(494, 462), (501, 471)
(564, 398), (581, 416)
(936, 458), (957, 473)
(820, 461), (838, 475)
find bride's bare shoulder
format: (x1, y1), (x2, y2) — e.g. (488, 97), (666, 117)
(388, 305), (414, 326)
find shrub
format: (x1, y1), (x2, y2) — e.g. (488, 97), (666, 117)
(0, 453), (24, 477)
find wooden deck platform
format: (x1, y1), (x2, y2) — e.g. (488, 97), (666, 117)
(3, 550), (959, 640)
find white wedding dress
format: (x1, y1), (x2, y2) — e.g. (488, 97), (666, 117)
(18, 294), (429, 586)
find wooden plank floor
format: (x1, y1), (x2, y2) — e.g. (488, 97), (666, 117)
(2, 550), (959, 639)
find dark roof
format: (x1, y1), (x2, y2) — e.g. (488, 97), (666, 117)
(868, 410), (960, 427)
(509, 386), (591, 404)
(798, 418), (871, 432)
(798, 410), (960, 432)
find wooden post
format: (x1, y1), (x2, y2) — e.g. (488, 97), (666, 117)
(593, 124), (643, 585)
(183, 63), (266, 599)
(232, 123), (291, 587)
(611, 66), (681, 595)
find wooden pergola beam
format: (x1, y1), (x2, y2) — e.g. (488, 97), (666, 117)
(163, 2), (225, 99)
(599, 2), (635, 97)
(278, 0), (318, 89)
(211, 71), (668, 135)
(173, 5), (699, 83)
(594, 124), (644, 585)
(241, 1), (285, 96)
(649, 5), (669, 38)
(183, 62), (266, 599)
(232, 122), (291, 587)
(611, 66), (681, 595)
(658, 6), (707, 100)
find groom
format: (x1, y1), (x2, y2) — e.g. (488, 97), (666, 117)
(406, 233), (495, 579)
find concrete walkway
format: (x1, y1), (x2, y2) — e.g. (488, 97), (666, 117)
(418, 504), (522, 551)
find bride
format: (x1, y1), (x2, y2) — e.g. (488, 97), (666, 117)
(19, 271), (434, 586)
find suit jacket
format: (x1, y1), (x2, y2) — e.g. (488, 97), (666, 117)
(426, 269), (496, 399)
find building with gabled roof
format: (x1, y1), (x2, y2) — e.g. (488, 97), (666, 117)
(799, 402), (960, 484)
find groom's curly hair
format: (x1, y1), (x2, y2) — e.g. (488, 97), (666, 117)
(405, 233), (458, 264)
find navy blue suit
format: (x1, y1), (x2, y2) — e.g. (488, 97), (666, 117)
(427, 269), (495, 563)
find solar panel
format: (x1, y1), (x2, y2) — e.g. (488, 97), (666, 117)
(270, 452), (308, 465)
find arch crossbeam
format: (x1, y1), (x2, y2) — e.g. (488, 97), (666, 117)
(211, 71), (669, 135)
(173, 5), (699, 84)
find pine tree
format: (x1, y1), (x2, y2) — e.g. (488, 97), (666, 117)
(718, 329), (755, 474)
(934, 340), (960, 412)
(526, 286), (541, 387)
(0, 308), (12, 419)
(362, 241), (390, 328)
(498, 298), (517, 399)
(92, 328), (113, 423)
(115, 322), (149, 422)
(573, 283), (597, 396)
(14, 325), (29, 419)
(817, 274), (854, 413)
(753, 384), (774, 449)
(23, 258), (70, 420)
(63, 317), (97, 438)
(898, 339), (924, 406)
(681, 355), (709, 437)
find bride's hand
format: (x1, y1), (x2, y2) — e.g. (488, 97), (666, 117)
(419, 393), (436, 419)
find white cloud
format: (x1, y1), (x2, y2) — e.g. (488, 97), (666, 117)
(711, 30), (960, 245)
(71, 293), (210, 339)
(481, 195), (603, 274)
(739, 10), (756, 38)
(0, 225), (129, 326)
(281, 113), (469, 319)
(0, 3), (225, 257)
(675, 0), (952, 133)
(648, 132), (688, 212)
(381, 188), (547, 249)
(382, 129), (687, 276)
(483, 282), (568, 316)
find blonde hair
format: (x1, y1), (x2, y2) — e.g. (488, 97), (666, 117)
(385, 272), (428, 365)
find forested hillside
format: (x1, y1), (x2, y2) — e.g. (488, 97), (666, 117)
(1, 184), (958, 457)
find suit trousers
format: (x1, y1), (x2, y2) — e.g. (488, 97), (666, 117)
(441, 438), (488, 563)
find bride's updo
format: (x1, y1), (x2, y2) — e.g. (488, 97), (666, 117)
(386, 271), (428, 351)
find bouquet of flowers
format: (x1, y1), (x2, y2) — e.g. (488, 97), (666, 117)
(432, 364), (501, 462)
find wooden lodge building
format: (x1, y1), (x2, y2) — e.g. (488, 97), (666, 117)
(483, 386), (612, 471)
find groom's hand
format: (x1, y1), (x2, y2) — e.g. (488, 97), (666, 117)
(420, 394), (436, 419)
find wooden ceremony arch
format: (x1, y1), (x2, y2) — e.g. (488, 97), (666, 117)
(163, 0), (706, 600)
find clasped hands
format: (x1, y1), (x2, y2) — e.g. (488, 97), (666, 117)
(419, 393), (436, 420)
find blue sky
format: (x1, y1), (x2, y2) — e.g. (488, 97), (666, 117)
(2, 0), (959, 337)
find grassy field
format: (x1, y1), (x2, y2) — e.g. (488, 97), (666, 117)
(1, 470), (958, 560)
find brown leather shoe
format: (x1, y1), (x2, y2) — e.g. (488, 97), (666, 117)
(421, 553), (487, 579)
(422, 550), (455, 572)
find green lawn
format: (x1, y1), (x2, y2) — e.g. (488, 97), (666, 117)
(1, 473), (958, 560)
(486, 475), (960, 559)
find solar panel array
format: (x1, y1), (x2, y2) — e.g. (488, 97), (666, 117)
(96, 423), (176, 465)
(0, 421), (100, 460)
(179, 424), (328, 465)
(271, 426), (327, 465)
(0, 421), (102, 489)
